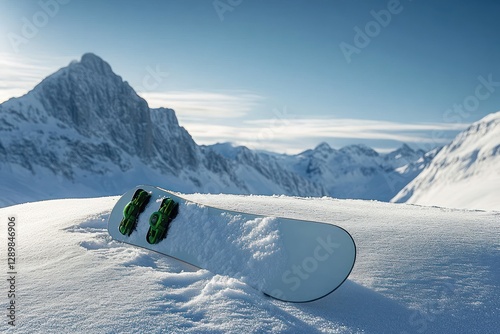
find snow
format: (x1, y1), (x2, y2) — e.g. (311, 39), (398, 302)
(393, 111), (500, 211)
(1, 194), (498, 333)
(115, 195), (289, 293)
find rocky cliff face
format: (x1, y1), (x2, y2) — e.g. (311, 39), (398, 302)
(1, 54), (197, 180)
(33, 53), (154, 158)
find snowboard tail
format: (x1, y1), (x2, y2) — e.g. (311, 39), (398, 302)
(108, 185), (356, 303)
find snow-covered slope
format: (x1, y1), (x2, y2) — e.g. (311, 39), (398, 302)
(392, 112), (500, 211)
(1, 195), (498, 333)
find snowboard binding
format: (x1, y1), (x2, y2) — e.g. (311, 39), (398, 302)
(147, 197), (179, 244)
(119, 189), (151, 236)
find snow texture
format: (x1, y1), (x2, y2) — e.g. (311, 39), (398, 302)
(1, 194), (498, 333)
(123, 197), (288, 292)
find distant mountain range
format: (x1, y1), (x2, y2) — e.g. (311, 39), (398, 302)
(208, 141), (436, 202)
(1, 53), (497, 211)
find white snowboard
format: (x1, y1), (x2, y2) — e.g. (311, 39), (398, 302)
(107, 185), (356, 302)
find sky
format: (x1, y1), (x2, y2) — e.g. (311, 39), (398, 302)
(1, 0), (500, 153)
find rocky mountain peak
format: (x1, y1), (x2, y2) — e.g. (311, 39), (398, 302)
(315, 142), (333, 152)
(397, 143), (413, 153)
(27, 53), (154, 158)
(339, 144), (379, 157)
(79, 53), (114, 76)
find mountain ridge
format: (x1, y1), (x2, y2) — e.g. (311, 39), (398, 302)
(392, 111), (500, 210)
(1, 53), (431, 206)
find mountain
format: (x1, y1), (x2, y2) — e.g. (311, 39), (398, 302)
(290, 142), (430, 201)
(0, 53), (323, 206)
(204, 143), (328, 196)
(392, 111), (500, 210)
(209, 141), (431, 201)
(0, 53), (431, 207)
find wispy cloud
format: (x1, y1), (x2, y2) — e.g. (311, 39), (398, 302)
(139, 90), (468, 153)
(139, 90), (264, 119)
(0, 52), (72, 103)
(181, 117), (469, 154)
(244, 118), (467, 141)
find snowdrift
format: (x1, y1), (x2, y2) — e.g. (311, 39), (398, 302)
(0, 194), (498, 333)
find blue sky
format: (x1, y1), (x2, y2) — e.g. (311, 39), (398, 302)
(1, 0), (500, 153)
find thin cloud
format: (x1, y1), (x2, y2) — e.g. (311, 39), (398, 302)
(180, 117), (469, 153)
(139, 90), (264, 119)
(0, 52), (73, 102)
(242, 118), (468, 142)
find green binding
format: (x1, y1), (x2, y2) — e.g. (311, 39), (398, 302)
(147, 197), (179, 244)
(118, 189), (151, 236)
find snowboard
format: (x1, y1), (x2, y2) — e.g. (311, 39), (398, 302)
(107, 185), (356, 303)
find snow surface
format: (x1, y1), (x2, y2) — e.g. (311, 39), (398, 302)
(1, 194), (498, 333)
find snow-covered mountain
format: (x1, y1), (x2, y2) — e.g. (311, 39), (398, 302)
(209, 141), (432, 202)
(291, 142), (433, 201)
(392, 112), (500, 211)
(0, 53), (433, 207)
(2, 194), (498, 333)
(205, 143), (328, 196)
(0, 53), (323, 206)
